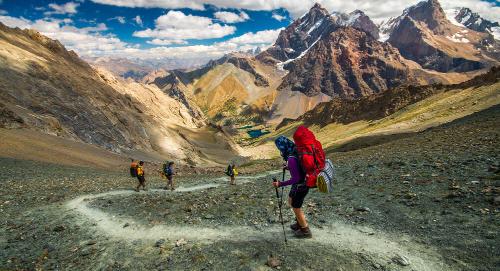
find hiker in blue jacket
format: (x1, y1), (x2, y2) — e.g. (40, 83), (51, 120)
(164, 161), (175, 191)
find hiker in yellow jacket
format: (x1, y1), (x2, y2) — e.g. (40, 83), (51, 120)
(135, 161), (147, 192)
(227, 163), (238, 185)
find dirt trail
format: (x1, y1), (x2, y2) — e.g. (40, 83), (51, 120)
(65, 172), (451, 271)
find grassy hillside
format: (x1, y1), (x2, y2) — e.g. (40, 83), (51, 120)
(246, 72), (500, 159)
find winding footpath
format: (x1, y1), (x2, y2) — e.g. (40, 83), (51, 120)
(66, 171), (450, 270)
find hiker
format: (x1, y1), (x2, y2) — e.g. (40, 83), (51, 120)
(226, 163), (238, 185)
(164, 161), (175, 191)
(135, 161), (146, 192)
(129, 159), (138, 177)
(272, 136), (312, 238)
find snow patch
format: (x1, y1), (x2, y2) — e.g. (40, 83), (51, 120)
(307, 18), (323, 35)
(276, 36), (322, 71)
(378, 32), (390, 42)
(444, 9), (465, 27)
(446, 32), (470, 43)
(345, 12), (361, 25)
(489, 26), (500, 40)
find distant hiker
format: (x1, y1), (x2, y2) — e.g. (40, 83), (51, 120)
(164, 161), (175, 191)
(226, 163), (238, 185)
(130, 159), (138, 177)
(135, 161), (146, 192)
(272, 136), (312, 238)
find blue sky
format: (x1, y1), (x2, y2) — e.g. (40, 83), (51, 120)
(0, 0), (499, 62)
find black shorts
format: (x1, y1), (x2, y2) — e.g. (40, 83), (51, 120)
(289, 184), (309, 208)
(137, 176), (145, 184)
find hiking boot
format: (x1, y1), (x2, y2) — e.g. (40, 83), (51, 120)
(290, 222), (300, 231)
(294, 227), (312, 239)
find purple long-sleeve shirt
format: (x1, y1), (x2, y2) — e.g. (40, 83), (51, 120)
(279, 156), (304, 187)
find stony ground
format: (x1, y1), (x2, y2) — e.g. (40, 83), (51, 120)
(1, 105), (499, 271)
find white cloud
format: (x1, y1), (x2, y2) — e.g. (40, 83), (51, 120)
(90, 0), (500, 24)
(134, 15), (143, 26)
(0, 15), (32, 29)
(45, 2), (80, 16)
(133, 10), (235, 40)
(110, 16), (126, 24)
(0, 16), (129, 56)
(227, 28), (283, 44)
(214, 11), (249, 23)
(0, 13), (282, 63)
(146, 39), (188, 45)
(272, 13), (286, 21)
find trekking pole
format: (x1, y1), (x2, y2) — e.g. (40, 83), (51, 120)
(273, 169), (287, 244)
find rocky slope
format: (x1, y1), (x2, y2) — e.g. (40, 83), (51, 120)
(278, 27), (414, 98)
(278, 66), (500, 129)
(0, 23), (240, 165)
(387, 0), (499, 72)
(149, 53), (281, 125)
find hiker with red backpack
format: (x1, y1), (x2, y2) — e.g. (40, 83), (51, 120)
(272, 126), (332, 239)
(272, 135), (312, 238)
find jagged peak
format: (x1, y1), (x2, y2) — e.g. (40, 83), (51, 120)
(400, 0), (448, 31)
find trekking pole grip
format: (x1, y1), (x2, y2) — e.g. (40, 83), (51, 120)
(272, 177), (279, 198)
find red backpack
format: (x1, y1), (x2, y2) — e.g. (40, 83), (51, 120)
(293, 126), (326, 188)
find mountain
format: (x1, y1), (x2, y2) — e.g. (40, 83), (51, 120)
(144, 1), (498, 126)
(386, 0), (499, 72)
(446, 7), (500, 41)
(277, 27), (414, 98)
(256, 3), (417, 121)
(331, 10), (380, 39)
(149, 52), (281, 125)
(88, 57), (152, 81)
(0, 22), (241, 165)
(87, 56), (211, 81)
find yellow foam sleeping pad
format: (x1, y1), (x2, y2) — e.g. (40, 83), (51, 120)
(316, 175), (328, 193)
(233, 168), (238, 176)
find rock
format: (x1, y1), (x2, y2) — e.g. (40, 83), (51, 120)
(204, 214), (214, 219)
(155, 239), (165, 247)
(493, 196), (500, 206)
(372, 262), (382, 269)
(86, 240), (97, 246)
(355, 207), (371, 212)
(392, 254), (410, 266)
(43, 244), (56, 252)
(266, 256), (281, 268)
(175, 238), (187, 247)
(123, 223), (130, 228)
(53, 225), (65, 232)
(488, 165), (499, 172)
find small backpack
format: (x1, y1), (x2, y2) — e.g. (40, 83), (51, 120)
(166, 166), (173, 176)
(162, 162), (168, 173)
(130, 162), (138, 177)
(293, 126), (326, 188)
(225, 165), (233, 176)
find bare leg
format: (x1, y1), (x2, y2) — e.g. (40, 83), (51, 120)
(288, 197), (308, 227)
(293, 208), (308, 228)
